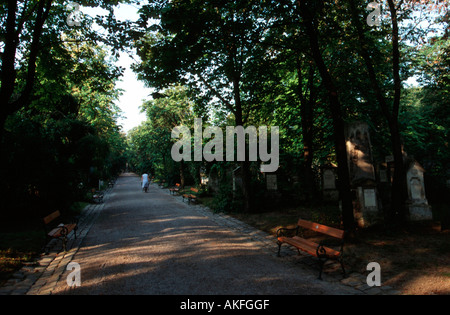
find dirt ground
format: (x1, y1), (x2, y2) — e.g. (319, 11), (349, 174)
(229, 208), (450, 295)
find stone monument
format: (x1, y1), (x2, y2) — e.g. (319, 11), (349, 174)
(266, 174), (277, 191)
(232, 166), (242, 192)
(346, 121), (381, 227)
(322, 164), (339, 201)
(405, 160), (432, 220)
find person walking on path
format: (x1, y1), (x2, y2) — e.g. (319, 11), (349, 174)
(141, 172), (149, 192)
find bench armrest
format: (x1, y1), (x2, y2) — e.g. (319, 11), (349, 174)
(317, 238), (344, 257)
(276, 226), (299, 238)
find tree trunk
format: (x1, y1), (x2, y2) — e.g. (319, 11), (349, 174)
(388, 118), (408, 222)
(387, 0), (408, 223)
(349, 0), (408, 223)
(0, 0), (53, 153)
(297, 58), (317, 200)
(299, 0), (355, 233)
(232, 75), (253, 212)
(179, 160), (185, 189)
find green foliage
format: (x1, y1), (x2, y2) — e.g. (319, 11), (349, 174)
(128, 0), (450, 220)
(127, 84), (198, 184)
(0, 1), (132, 222)
(2, 0), (447, 227)
(212, 183), (235, 213)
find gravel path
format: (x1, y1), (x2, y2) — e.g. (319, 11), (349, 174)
(33, 173), (363, 295)
(46, 173), (361, 295)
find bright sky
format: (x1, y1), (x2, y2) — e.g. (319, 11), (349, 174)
(115, 51), (151, 134)
(113, 4), (153, 134)
(81, 3), (152, 134)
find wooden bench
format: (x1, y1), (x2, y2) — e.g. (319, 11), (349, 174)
(276, 219), (346, 280)
(169, 183), (180, 195)
(183, 187), (199, 204)
(43, 211), (78, 253)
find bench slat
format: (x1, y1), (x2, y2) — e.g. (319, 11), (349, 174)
(47, 224), (77, 238)
(297, 219), (344, 239)
(277, 219), (346, 280)
(278, 236), (341, 258)
(43, 210), (61, 225)
(48, 227), (63, 237)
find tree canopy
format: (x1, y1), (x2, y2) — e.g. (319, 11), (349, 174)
(129, 0), (449, 231)
(1, 0), (448, 231)
(0, 0), (138, 221)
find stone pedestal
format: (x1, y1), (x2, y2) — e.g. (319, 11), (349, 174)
(406, 160), (432, 221)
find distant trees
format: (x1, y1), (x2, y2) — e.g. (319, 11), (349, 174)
(0, 1), (136, 220)
(127, 85), (195, 187)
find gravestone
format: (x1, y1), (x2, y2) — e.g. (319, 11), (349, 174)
(266, 174), (277, 191)
(406, 160), (432, 221)
(346, 121), (380, 227)
(376, 163), (392, 214)
(322, 165), (339, 201)
(346, 122), (376, 185)
(232, 166), (242, 192)
(207, 168), (219, 193)
(323, 169), (336, 189)
(265, 172), (281, 202)
(354, 187), (380, 227)
(379, 168), (388, 183)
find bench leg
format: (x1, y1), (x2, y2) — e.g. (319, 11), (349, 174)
(62, 236), (68, 252)
(339, 258), (346, 277)
(318, 261), (324, 280)
(44, 238), (51, 255)
(317, 258), (327, 280)
(277, 241), (282, 257)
